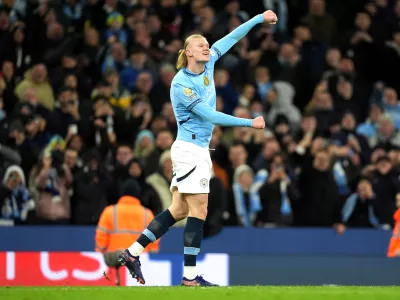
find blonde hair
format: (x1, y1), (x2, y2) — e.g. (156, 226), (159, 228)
(176, 34), (205, 70)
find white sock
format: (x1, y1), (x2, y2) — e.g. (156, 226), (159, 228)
(183, 266), (197, 280)
(128, 242), (144, 257)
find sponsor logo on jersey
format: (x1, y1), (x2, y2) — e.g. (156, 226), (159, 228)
(189, 93), (198, 101)
(184, 87), (193, 96)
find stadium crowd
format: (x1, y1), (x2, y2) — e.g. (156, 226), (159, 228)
(0, 0), (400, 236)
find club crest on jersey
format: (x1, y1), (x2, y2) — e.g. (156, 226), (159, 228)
(184, 87), (193, 96)
(200, 178), (209, 188)
(204, 76), (210, 86)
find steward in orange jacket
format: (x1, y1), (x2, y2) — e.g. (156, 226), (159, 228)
(95, 180), (159, 266)
(387, 195), (400, 258)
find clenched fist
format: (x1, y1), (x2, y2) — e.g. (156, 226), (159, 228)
(252, 116), (265, 129)
(263, 10), (278, 24)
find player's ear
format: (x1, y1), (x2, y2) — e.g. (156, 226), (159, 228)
(185, 48), (192, 57)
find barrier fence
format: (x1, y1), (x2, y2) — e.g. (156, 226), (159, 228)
(1, 227), (399, 286)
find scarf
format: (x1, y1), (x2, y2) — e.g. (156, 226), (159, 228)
(2, 185), (34, 221)
(232, 182), (262, 227)
(333, 161), (350, 196)
(44, 169), (61, 196)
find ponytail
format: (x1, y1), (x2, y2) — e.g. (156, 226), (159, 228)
(176, 49), (188, 70)
(175, 34), (205, 70)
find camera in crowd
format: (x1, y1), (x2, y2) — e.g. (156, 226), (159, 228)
(51, 149), (65, 177)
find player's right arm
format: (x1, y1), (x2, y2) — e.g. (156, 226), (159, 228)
(172, 84), (264, 129)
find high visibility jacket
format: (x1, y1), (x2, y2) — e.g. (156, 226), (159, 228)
(95, 196), (159, 253)
(387, 209), (400, 257)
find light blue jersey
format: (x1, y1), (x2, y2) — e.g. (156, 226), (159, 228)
(170, 14), (264, 148)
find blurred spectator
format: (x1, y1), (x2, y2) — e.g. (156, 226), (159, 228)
(145, 150), (185, 226)
(263, 0), (289, 41)
(150, 63), (175, 115)
(381, 87), (400, 129)
(0, 165), (35, 225)
(332, 111), (371, 165)
(95, 179), (159, 268)
(134, 129), (155, 160)
(254, 66), (272, 101)
(368, 155), (399, 227)
(101, 42), (129, 73)
(1, 25), (32, 80)
(296, 149), (340, 227)
(0, 142), (21, 176)
(119, 94), (153, 144)
(228, 164), (262, 227)
(144, 129), (173, 176)
(369, 114), (400, 150)
(89, 96), (120, 155)
(7, 120), (38, 178)
(48, 87), (91, 139)
(339, 179), (381, 233)
(257, 153), (299, 227)
(64, 147), (81, 176)
(228, 143), (248, 185)
(111, 144), (134, 202)
(120, 46), (155, 93)
(204, 170), (227, 237)
(34, 150), (72, 224)
(265, 81), (301, 130)
(215, 68), (238, 115)
(104, 68), (131, 109)
(72, 149), (112, 225)
(104, 12), (128, 47)
(301, 0), (337, 44)
(14, 64), (55, 111)
(253, 138), (281, 172)
(357, 103), (383, 139)
(127, 158), (161, 215)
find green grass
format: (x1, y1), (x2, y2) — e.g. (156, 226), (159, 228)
(0, 286), (399, 300)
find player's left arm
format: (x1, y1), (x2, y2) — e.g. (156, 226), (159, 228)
(210, 10), (278, 59)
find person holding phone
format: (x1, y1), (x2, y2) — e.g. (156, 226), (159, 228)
(257, 153), (299, 227)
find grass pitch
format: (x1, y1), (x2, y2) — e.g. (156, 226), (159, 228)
(0, 286), (399, 300)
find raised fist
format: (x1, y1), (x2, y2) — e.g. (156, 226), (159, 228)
(252, 116), (265, 129)
(263, 10), (278, 24)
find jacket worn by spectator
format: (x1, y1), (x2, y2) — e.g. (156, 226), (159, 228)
(95, 180), (159, 254)
(387, 207), (400, 257)
(257, 169), (300, 227)
(0, 165), (35, 225)
(296, 151), (341, 227)
(341, 193), (380, 228)
(14, 68), (55, 111)
(370, 169), (400, 227)
(72, 151), (113, 225)
(227, 165), (263, 227)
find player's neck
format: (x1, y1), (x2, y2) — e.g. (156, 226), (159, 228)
(186, 62), (205, 75)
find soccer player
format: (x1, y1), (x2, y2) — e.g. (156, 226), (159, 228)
(119, 10), (278, 286)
